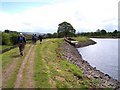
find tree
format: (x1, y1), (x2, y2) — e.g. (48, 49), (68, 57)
(52, 33), (58, 38)
(100, 29), (107, 35)
(10, 33), (18, 45)
(96, 29), (101, 32)
(118, 31), (120, 38)
(0, 31), (2, 45)
(57, 21), (76, 37)
(46, 33), (53, 38)
(2, 32), (11, 45)
(4, 29), (10, 33)
(112, 30), (118, 36)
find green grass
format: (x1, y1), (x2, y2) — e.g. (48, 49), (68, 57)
(60, 60), (83, 79)
(73, 36), (90, 41)
(0, 52), (2, 88)
(91, 78), (102, 84)
(0, 45), (12, 51)
(34, 38), (98, 88)
(35, 40), (51, 88)
(1, 44), (31, 88)
(2, 47), (19, 70)
(1, 45), (31, 70)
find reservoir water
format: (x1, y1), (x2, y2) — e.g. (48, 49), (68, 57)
(77, 38), (119, 80)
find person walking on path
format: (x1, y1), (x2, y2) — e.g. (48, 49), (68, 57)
(38, 34), (43, 44)
(32, 34), (35, 44)
(32, 34), (37, 44)
(34, 34), (37, 44)
(17, 33), (26, 56)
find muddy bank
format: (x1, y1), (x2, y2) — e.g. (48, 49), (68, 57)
(60, 39), (120, 89)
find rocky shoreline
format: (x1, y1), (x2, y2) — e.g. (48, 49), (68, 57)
(60, 38), (120, 89)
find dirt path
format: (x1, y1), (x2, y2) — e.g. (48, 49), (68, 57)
(21, 45), (36, 88)
(14, 45), (34, 88)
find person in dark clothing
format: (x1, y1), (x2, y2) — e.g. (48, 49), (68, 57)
(32, 34), (34, 44)
(34, 34), (37, 44)
(32, 34), (37, 44)
(17, 33), (26, 56)
(38, 34), (42, 44)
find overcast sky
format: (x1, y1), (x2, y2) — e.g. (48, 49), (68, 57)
(0, 0), (119, 33)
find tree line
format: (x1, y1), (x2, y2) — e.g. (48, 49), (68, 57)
(0, 30), (18, 45)
(77, 29), (120, 38)
(0, 30), (34, 46)
(0, 21), (119, 45)
(0, 30), (58, 45)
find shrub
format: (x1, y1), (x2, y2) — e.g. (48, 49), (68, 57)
(2, 32), (11, 45)
(10, 33), (18, 45)
(0, 31), (2, 45)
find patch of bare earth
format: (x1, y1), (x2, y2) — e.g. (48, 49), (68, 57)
(14, 45), (34, 88)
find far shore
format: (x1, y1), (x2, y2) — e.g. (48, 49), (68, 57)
(88, 36), (120, 39)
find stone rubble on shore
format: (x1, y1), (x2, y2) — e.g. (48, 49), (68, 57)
(60, 39), (120, 89)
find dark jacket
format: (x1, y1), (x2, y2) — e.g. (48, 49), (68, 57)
(17, 36), (26, 44)
(38, 35), (42, 40)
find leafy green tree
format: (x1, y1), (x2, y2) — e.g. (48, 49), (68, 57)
(2, 30), (18, 45)
(10, 33), (18, 45)
(4, 29), (10, 33)
(52, 33), (58, 38)
(24, 34), (33, 41)
(45, 33), (53, 38)
(118, 31), (120, 38)
(100, 29), (107, 35)
(2, 32), (11, 45)
(0, 31), (2, 45)
(57, 21), (76, 37)
(112, 30), (118, 37)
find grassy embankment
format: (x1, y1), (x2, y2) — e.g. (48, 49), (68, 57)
(34, 37), (99, 88)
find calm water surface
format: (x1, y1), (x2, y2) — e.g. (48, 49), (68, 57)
(77, 38), (119, 80)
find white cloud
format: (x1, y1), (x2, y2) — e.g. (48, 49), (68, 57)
(0, 0), (119, 33)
